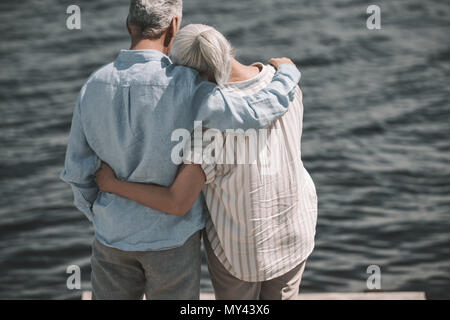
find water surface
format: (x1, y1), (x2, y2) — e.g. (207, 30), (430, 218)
(0, 0), (449, 299)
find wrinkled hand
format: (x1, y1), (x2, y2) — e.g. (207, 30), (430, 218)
(268, 57), (296, 69)
(95, 162), (117, 193)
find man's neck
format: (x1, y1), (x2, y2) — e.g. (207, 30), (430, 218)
(130, 38), (168, 55)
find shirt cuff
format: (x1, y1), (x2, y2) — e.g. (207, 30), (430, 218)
(275, 64), (301, 85)
(71, 186), (95, 222)
(201, 163), (216, 184)
(183, 148), (217, 184)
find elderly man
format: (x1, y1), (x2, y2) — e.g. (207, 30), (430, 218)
(60, 0), (300, 300)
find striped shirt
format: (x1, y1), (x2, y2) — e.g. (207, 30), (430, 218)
(198, 63), (317, 282)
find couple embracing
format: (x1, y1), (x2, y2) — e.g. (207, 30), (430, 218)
(61, 0), (317, 300)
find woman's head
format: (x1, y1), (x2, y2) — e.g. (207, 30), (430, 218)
(171, 24), (233, 87)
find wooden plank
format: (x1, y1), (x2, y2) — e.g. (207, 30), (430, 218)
(81, 291), (92, 300)
(296, 292), (426, 300)
(82, 291), (426, 300)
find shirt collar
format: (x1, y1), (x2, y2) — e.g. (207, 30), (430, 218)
(222, 63), (274, 91)
(116, 49), (172, 65)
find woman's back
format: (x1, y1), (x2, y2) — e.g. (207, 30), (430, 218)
(201, 63), (318, 282)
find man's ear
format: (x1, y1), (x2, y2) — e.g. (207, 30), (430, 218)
(163, 17), (179, 48)
(172, 16), (180, 34)
(126, 17), (132, 35)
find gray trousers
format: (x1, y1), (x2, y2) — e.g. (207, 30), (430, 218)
(91, 231), (201, 300)
(204, 231), (306, 300)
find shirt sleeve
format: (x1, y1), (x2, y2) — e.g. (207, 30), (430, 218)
(182, 127), (225, 185)
(190, 64), (301, 131)
(60, 90), (100, 222)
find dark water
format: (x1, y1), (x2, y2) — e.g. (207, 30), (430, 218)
(1, 0), (449, 299)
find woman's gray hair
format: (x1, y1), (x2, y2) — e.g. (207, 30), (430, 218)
(171, 24), (233, 87)
(128, 0), (183, 39)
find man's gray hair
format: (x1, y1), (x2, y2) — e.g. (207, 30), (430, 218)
(171, 24), (233, 87)
(128, 0), (183, 39)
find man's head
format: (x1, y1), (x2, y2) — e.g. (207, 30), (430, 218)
(127, 0), (183, 51)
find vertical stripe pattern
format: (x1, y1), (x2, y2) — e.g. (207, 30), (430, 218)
(202, 64), (318, 282)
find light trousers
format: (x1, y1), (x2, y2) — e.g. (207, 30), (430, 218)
(91, 230), (201, 300)
(204, 231), (306, 300)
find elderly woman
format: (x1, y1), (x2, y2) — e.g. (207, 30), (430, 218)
(96, 24), (317, 300)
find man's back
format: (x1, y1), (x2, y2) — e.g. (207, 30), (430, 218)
(78, 50), (205, 250)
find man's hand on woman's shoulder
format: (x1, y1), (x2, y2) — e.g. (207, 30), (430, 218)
(268, 57), (297, 69)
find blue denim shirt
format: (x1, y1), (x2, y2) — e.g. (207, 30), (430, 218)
(60, 49), (300, 251)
